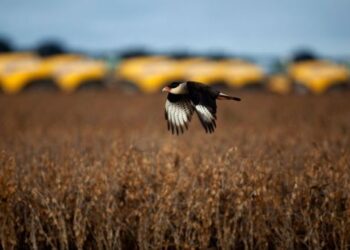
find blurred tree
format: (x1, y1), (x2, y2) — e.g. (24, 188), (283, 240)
(167, 50), (196, 59)
(119, 48), (151, 59)
(292, 49), (317, 62)
(0, 37), (13, 52)
(204, 51), (231, 60)
(36, 41), (66, 57)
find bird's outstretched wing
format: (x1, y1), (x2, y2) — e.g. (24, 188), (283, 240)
(195, 104), (216, 133)
(186, 82), (218, 133)
(165, 95), (194, 135)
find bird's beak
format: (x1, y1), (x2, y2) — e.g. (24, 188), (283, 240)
(162, 86), (170, 93)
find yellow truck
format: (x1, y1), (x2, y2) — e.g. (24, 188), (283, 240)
(53, 59), (107, 92)
(222, 59), (265, 88)
(0, 53), (49, 94)
(38, 54), (84, 76)
(0, 52), (35, 68)
(288, 60), (349, 94)
(37, 54), (107, 92)
(183, 58), (265, 88)
(117, 56), (166, 81)
(116, 55), (266, 93)
(182, 59), (225, 84)
(0, 53), (106, 93)
(116, 56), (185, 93)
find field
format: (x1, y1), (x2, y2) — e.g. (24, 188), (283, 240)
(1, 90), (350, 249)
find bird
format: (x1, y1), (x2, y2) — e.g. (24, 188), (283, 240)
(162, 81), (241, 134)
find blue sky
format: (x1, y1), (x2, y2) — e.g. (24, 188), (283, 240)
(1, 0), (350, 55)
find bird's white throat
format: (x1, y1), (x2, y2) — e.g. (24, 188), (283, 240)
(169, 82), (188, 94)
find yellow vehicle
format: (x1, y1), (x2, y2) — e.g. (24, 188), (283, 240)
(117, 56), (185, 93)
(183, 59), (225, 84)
(53, 60), (107, 92)
(0, 53), (106, 93)
(38, 54), (85, 76)
(130, 58), (183, 93)
(38, 54), (106, 92)
(222, 59), (265, 88)
(0, 53), (49, 94)
(116, 55), (265, 93)
(117, 56), (166, 81)
(0, 52), (35, 69)
(288, 60), (349, 94)
(182, 58), (265, 88)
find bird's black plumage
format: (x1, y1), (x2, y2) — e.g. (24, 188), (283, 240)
(164, 81), (240, 134)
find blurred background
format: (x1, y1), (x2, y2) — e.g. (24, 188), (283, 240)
(1, 0), (350, 95)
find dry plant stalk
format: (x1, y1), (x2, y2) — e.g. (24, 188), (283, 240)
(0, 91), (350, 249)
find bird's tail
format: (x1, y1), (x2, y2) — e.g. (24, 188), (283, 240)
(217, 92), (241, 101)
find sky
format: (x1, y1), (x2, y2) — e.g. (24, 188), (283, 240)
(1, 0), (350, 56)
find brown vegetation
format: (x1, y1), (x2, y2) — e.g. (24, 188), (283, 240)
(0, 91), (350, 249)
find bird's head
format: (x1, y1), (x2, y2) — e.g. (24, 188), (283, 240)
(162, 81), (188, 95)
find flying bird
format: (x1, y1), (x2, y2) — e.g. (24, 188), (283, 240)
(162, 81), (241, 134)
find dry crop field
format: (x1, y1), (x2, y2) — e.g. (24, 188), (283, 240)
(1, 90), (350, 249)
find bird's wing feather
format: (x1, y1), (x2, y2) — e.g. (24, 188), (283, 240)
(186, 82), (218, 133)
(165, 96), (194, 135)
(195, 104), (216, 133)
